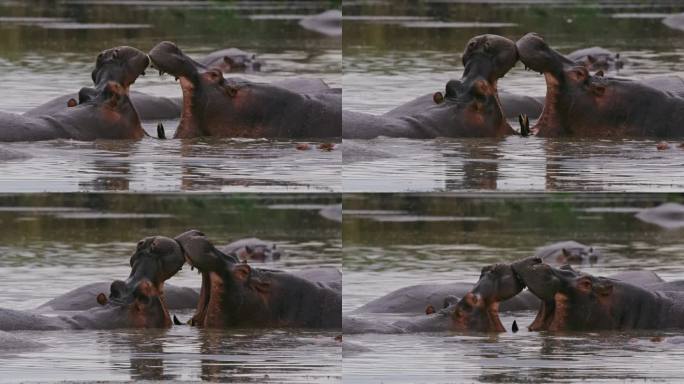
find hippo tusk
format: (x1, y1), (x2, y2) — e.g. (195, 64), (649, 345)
(157, 122), (166, 139)
(173, 315), (183, 326)
(518, 113), (530, 137)
(512, 320), (519, 333)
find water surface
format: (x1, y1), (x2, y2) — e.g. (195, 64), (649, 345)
(343, 1), (684, 192)
(0, 1), (341, 192)
(343, 193), (684, 383)
(0, 193), (341, 383)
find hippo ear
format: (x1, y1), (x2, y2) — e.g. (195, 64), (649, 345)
(587, 54), (597, 64)
(233, 264), (251, 282)
(433, 91), (444, 104)
(223, 56), (236, 67)
(425, 304), (435, 315)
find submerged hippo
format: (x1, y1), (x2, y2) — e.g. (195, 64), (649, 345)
(148, 41), (341, 138)
(0, 46), (149, 142)
(343, 34), (518, 139)
(0, 236), (184, 330)
(534, 240), (601, 265)
(513, 257), (684, 331)
(567, 46), (625, 72)
(517, 33), (684, 137)
(220, 238), (282, 263)
(175, 230), (341, 329)
(197, 48), (263, 73)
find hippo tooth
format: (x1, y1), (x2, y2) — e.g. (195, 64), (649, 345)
(175, 77), (179, 81)
(191, 265), (194, 271)
(159, 70), (163, 76)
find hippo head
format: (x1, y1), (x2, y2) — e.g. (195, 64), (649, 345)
(149, 42), (240, 139)
(516, 33), (646, 137)
(512, 257), (617, 331)
(60, 46), (148, 140)
(424, 34), (517, 137)
(96, 236), (185, 329)
(91, 46), (150, 90)
(175, 230), (272, 328)
(451, 263), (525, 332)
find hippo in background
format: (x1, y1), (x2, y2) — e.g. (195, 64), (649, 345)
(197, 48), (263, 73)
(534, 240), (601, 266)
(220, 238), (282, 263)
(344, 34), (519, 139)
(517, 32), (684, 137)
(567, 47), (625, 72)
(513, 257), (684, 331)
(175, 230), (341, 329)
(635, 203), (684, 229)
(148, 41), (341, 139)
(0, 235), (185, 331)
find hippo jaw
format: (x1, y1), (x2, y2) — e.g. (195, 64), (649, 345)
(451, 264), (525, 332)
(462, 34), (519, 87)
(149, 41), (224, 139)
(100, 236), (186, 329)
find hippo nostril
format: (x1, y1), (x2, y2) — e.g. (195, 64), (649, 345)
(110, 280), (127, 299)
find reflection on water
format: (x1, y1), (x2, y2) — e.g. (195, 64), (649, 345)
(343, 1), (684, 192)
(343, 193), (684, 382)
(0, 1), (341, 193)
(0, 193), (341, 382)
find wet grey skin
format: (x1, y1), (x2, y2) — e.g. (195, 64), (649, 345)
(534, 240), (601, 266)
(148, 41), (341, 139)
(175, 229), (341, 329)
(512, 257), (684, 331)
(0, 236), (185, 331)
(0, 46), (149, 142)
(343, 34), (519, 139)
(517, 32), (684, 137)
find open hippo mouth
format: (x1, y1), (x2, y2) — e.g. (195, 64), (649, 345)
(512, 257), (595, 332)
(97, 236), (185, 328)
(174, 229), (242, 326)
(148, 41), (222, 139)
(452, 263), (525, 332)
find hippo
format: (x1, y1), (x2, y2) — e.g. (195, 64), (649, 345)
(0, 46), (148, 142)
(567, 47), (625, 72)
(197, 48), (263, 73)
(220, 238), (282, 263)
(343, 34), (519, 139)
(352, 270), (662, 316)
(0, 236), (185, 331)
(517, 33), (684, 137)
(148, 41), (341, 139)
(534, 240), (601, 265)
(512, 257), (684, 331)
(175, 230), (341, 329)
(344, 263), (525, 334)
